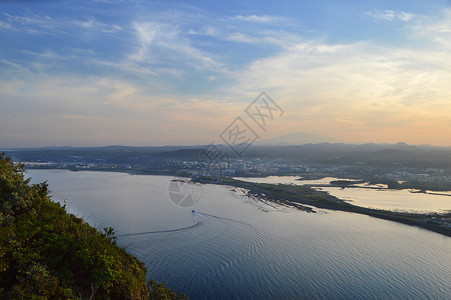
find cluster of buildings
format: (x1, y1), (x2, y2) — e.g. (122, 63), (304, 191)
(424, 216), (451, 228)
(20, 157), (451, 187)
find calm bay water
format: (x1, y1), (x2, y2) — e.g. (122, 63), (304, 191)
(27, 170), (451, 299)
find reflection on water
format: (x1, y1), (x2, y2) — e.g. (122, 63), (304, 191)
(318, 187), (451, 213)
(27, 170), (451, 299)
(235, 175), (451, 213)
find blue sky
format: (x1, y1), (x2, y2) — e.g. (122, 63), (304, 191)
(1, 0), (450, 146)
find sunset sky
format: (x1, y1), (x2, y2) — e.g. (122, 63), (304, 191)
(1, 0), (450, 147)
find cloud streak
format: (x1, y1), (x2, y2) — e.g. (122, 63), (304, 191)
(233, 14), (282, 23)
(366, 10), (416, 22)
(130, 21), (223, 70)
(1, 1), (450, 147)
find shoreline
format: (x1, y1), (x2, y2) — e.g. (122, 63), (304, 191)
(26, 167), (451, 237)
(194, 177), (451, 238)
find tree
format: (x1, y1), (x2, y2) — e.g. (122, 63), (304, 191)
(0, 154), (185, 299)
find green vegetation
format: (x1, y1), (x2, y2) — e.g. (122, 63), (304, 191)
(0, 154), (186, 299)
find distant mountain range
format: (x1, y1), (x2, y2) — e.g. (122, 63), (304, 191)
(257, 131), (341, 146)
(4, 135), (451, 153)
(5, 140), (451, 170)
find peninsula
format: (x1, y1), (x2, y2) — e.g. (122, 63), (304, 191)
(194, 176), (451, 238)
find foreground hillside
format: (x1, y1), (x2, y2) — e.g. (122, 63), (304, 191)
(0, 154), (185, 299)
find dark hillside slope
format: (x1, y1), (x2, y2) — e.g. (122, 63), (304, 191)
(0, 154), (185, 299)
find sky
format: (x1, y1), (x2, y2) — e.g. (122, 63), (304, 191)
(1, 0), (450, 147)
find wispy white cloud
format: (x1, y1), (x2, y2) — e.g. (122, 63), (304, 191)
(366, 10), (416, 22)
(88, 58), (157, 76)
(74, 18), (124, 34)
(233, 14), (281, 23)
(102, 24), (123, 33)
(226, 32), (260, 44)
(130, 21), (223, 70)
(1, 12), (60, 35)
(0, 21), (14, 31)
(1, 12), (126, 37)
(410, 9), (451, 49)
(20, 50), (69, 60)
(187, 26), (219, 36)
(3, 12), (53, 25)
(74, 19), (97, 28)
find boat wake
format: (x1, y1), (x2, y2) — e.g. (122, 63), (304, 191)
(117, 209), (266, 288)
(118, 210), (253, 238)
(117, 221), (201, 237)
(191, 210), (254, 229)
